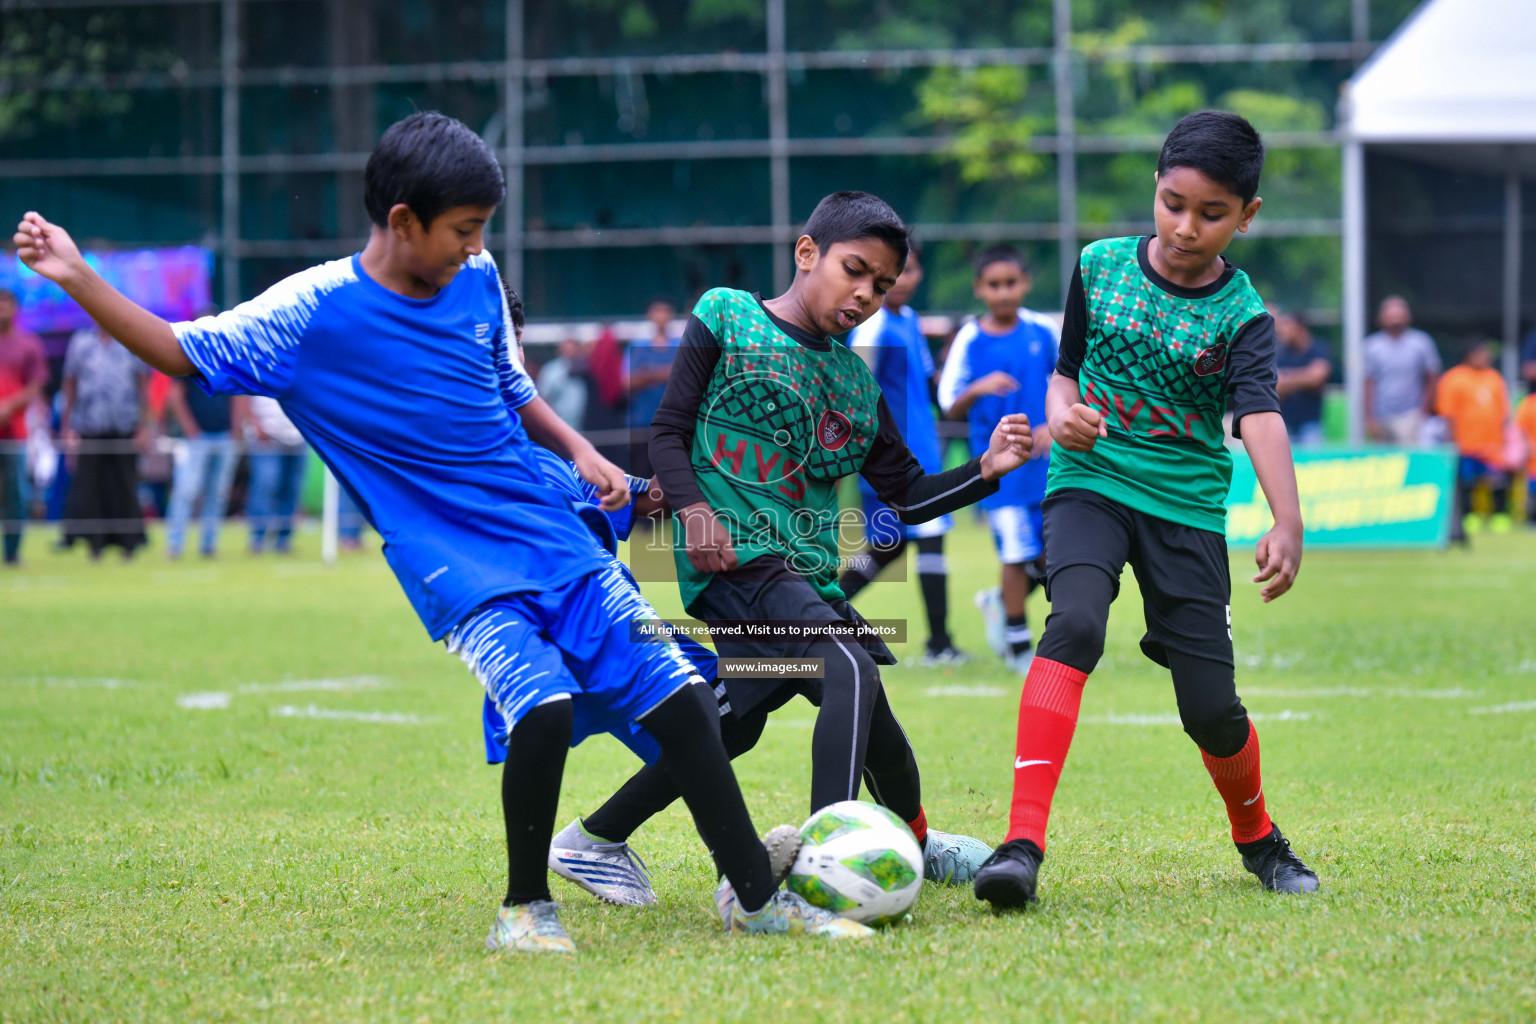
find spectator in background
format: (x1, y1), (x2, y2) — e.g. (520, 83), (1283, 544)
(60, 325), (149, 558)
(336, 485), (368, 551)
(163, 376), (240, 559)
(244, 395), (308, 555)
(1520, 324), (1536, 391)
(0, 288), (47, 565)
(137, 370), (175, 516)
(625, 297), (680, 477)
(1364, 295), (1441, 444)
(1438, 340), (1511, 536)
(537, 338), (588, 430)
(1273, 310), (1333, 446)
(584, 325), (630, 471)
(1516, 387), (1536, 526)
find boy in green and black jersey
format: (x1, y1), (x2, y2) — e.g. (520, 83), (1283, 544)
(975, 111), (1321, 908)
(567, 192), (1035, 895)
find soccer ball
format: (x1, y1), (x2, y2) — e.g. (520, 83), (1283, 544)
(786, 800), (923, 926)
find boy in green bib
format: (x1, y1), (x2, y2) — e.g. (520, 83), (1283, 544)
(975, 111), (1320, 909)
(555, 192), (1034, 902)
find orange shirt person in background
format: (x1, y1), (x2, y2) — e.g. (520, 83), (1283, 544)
(1516, 391), (1536, 525)
(1437, 340), (1512, 534)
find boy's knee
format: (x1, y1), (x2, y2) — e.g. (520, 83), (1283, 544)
(1182, 709), (1250, 759)
(815, 639), (879, 706)
(1042, 602), (1108, 672)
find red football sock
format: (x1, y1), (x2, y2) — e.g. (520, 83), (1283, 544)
(905, 807), (928, 846)
(1005, 658), (1088, 850)
(1200, 720), (1273, 844)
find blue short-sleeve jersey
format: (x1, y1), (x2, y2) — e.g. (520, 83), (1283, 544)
(937, 309), (1058, 508)
(172, 252), (611, 639)
(849, 306), (943, 497)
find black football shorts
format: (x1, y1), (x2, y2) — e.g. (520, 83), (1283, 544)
(1042, 487), (1233, 668)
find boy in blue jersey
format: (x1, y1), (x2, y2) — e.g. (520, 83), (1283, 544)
(938, 246), (1059, 672)
(14, 112), (872, 948)
(837, 240), (969, 665)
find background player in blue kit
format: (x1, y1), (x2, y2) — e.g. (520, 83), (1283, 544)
(838, 239), (968, 665)
(13, 112), (872, 949)
(938, 246), (1059, 672)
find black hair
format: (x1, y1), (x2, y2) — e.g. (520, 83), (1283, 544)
(905, 235), (923, 260)
(801, 191), (909, 267)
(974, 245), (1028, 278)
(646, 295), (676, 310)
(1157, 110), (1265, 205)
(501, 279), (524, 334)
(363, 111), (506, 229)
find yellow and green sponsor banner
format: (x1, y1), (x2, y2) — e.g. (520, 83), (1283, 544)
(1225, 447), (1455, 548)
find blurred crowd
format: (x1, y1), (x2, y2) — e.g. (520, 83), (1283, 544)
(0, 290), (369, 566)
(4, 272), (1536, 570)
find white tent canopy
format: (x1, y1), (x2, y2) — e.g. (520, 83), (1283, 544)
(1338, 0), (1536, 441)
(1343, 0), (1536, 144)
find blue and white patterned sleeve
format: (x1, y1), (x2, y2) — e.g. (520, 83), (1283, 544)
(479, 254), (538, 411)
(171, 258), (355, 397)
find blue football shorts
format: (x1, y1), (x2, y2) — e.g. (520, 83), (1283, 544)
(450, 558), (702, 765)
(985, 503), (1045, 564)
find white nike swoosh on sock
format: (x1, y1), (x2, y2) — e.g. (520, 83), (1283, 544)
(1015, 758), (1052, 769)
(1243, 789), (1263, 806)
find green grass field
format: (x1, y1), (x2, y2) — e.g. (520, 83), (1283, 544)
(3, 521), (1534, 1023)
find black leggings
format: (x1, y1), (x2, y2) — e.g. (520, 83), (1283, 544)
(1037, 564), (1250, 758)
(502, 683), (777, 911)
(584, 678), (922, 844)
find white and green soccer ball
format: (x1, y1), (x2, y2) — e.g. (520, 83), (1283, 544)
(786, 800), (923, 926)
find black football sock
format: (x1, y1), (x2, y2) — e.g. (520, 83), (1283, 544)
(640, 683), (777, 913)
(501, 698), (572, 905)
(582, 709), (766, 844)
(915, 536), (951, 651)
(1006, 613), (1033, 656)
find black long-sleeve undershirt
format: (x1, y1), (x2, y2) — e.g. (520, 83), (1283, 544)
(648, 306), (997, 525)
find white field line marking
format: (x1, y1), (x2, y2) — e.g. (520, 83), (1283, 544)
(177, 692), (232, 710)
(1081, 709), (1315, 726)
(2, 575), (72, 591)
(1469, 700), (1536, 715)
(238, 676), (385, 694)
(3, 676), (138, 689)
(1242, 685), (1480, 700)
(925, 685), (1010, 698)
(271, 704), (431, 725)
(1238, 653), (1306, 669)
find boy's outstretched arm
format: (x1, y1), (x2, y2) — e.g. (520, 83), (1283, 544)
(859, 396), (1030, 525)
(13, 213), (194, 376)
(517, 397), (629, 512)
(1241, 411), (1303, 603)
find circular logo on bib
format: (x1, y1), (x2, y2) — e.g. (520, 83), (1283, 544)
(817, 410), (853, 451)
(1193, 344), (1229, 376)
